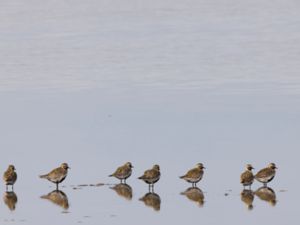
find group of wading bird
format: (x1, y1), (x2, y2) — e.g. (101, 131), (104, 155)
(1, 162), (278, 211)
(3, 162), (277, 191)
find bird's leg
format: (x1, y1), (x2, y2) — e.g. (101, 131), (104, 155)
(12, 185), (14, 191)
(6, 185), (8, 191)
(56, 182), (59, 190)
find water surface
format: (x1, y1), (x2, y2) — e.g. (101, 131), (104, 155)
(0, 0), (299, 224)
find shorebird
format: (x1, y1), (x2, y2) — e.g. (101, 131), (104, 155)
(240, 164), (254, 189)
(138, 164), (160, 192)
(255, 163), (277, 186)
(3, 165), (17, 191)
(180, 163), (205, 187)
(39, 163), (70, 190)
(109, 162), (133, 183)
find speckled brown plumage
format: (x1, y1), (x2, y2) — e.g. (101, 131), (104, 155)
(255, 163), (277, 186)
(3, 165), (17, 191)
(138, 165), (160, 191)
(240, 164), (254, 188)
(109, 162), (133, 183)
(180, 163), (205, 187)
(39, 163), (70, 190)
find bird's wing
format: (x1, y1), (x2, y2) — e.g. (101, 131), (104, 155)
(186, 168), (201, 179)
(47, 167), (63, 180)
(241, 171), (253, 183)
(255, 168), (273, 178)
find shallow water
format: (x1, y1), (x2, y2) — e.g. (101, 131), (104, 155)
(0, 0), (300, 224)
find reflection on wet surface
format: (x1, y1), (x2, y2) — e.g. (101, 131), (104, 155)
(240, 189), (254, 210)
(181, 187), (205, 207)
(139, 192), (161, 211)
(41, 190), (69, 210)
(110, 183), (133, 200)
(3, 191), (18, 211)
(255, 187), (277, 206)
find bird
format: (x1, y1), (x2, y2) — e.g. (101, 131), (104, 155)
(180, 163), (205, 187)
(109, 162), (133, 183)
(138, 164), (160, 192)
(255, 186), (277, 206)
(41, 190), (69, 210)
(3, 165), (17, 191)
(3, 191), (18, 211)
(39, 163), (70, 190)
(181, 187), (205, 207)
(255, 163), (277, 186)
(110, 183), (133, 200)
(139, 192), (161, 211)
(240, 164), (254, 189)
(240, 189), (254, 210)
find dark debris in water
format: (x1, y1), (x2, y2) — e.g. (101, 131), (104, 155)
(71, 183), (105, 190)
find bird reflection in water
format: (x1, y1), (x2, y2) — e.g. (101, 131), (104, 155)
(110, 183), (133, 200)
(181, 187), (205, 207)
(139, 192), (161, 211)
(240, 189), (254, 210)
(41, 190), (69, 210)
(255, 186), (277, 206)
(3, 191), (18, 211)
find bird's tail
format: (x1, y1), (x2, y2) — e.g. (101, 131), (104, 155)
(39, 174), (47, 179)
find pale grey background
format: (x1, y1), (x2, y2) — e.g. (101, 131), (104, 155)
(0, 0), (299, 224)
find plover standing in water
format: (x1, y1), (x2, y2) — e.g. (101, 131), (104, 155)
(3, 165), (17, 191)
(39, 163), (70, 190)
(255, 163), (277, 186)
(109, 162), (133, 183)
(180, 163), (205, 187)
(138, 164), (160, 192)
(240, 164), (254, 189)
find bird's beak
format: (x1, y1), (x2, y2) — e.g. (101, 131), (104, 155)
(68, 167), (71, 169)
